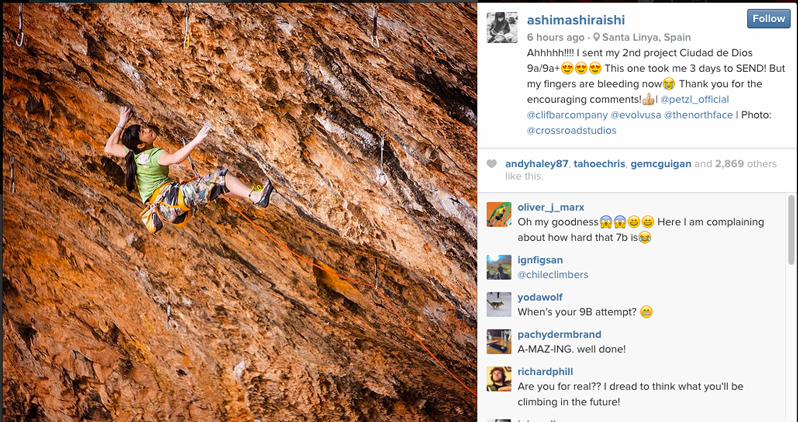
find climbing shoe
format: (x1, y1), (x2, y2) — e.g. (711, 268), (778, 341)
(252, 181), (274, 208)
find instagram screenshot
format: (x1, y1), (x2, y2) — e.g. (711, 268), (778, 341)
(2, 2), (795, 421)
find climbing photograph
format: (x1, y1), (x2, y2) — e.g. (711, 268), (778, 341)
(2, 3), (477, 421)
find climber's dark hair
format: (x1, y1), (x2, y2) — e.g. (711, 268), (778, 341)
(121, 124), (141, 192)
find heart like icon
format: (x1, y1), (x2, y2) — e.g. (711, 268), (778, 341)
(487, 159), (497, 168)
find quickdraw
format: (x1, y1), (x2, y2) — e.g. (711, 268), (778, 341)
(166, 291), (173, 330)
(10, 155), (15, 193)
(180, 136), (199, 177)
(183, 4), (191, 50)
(15, 4), (24, 47)
(370, 5), (379, 48)
(373, 258), (379, 290)
(180, 135), (208, 231)
(376, 133), (387, 187)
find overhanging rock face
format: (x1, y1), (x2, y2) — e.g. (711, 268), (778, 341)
(2, 3), (477, 421)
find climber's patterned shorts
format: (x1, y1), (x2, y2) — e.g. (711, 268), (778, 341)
(155, 169), (229, 223)
(180, 168), (229, 210)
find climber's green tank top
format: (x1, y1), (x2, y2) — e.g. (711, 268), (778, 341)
(126, 147), (170, 203)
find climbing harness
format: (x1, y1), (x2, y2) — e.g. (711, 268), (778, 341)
(15, 4), (24, 47)
(183, 4), (191, 50)
(139, 182), (193, 234)
(376, 133), (387, 187)
(370, 5), (379, 48)
(220, 197), (477, 398)
(10, 155), (15, 193)
(139, 183), (169, 234)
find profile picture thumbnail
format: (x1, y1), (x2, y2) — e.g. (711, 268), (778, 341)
(487, 329), (511, 354)
(487, 12), (518, 43)
(487, 255), (512, 280)
(487, 366), (512, 391)
(487, 202), (511, 227)
(486, 292), (511, 317)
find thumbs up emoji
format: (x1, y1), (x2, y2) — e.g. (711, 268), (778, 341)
(643, 93), (655, 105)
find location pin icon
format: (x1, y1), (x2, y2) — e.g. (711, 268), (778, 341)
(593, 32), (600, 41)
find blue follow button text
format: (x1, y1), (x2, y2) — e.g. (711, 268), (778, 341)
(747, 9), (791, 29)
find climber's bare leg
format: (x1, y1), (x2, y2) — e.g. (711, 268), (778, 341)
(222, 172), (262, 201)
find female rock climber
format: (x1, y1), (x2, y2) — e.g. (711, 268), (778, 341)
(104, 105), (274, 234)
(488, 12), (512, 43)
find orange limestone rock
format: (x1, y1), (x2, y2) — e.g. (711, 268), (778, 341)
(3, 3), (476, 421)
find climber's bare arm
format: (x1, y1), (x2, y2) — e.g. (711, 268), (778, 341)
(104, 105), (131, 158)
(157, 122), (212, 166)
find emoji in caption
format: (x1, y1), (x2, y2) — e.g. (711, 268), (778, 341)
(663, 77), (675, 90)
(562, 62), (573, 74)
(575, 61), (588, 75)
(639, 231), (652, 244)
(628, 215), (640, 228)
(643, 93), (655, 105)
(642, 215), (654, 228)
(614, 215), (626, 229)
(640, 305), (653, 318)
(589, 62), (602, 74)
(600, 215), (613, 229)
